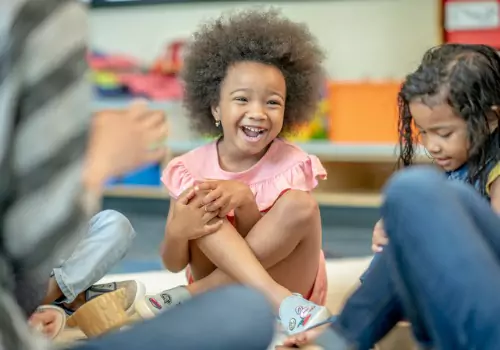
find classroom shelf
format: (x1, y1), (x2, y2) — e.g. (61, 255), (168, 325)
(95, 98), (431, 207)
(102, 185), (383, 208)
(166, 139), (429, 163)
(91, 99), (179, 112)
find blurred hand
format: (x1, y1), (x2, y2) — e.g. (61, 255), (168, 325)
(85, 100), (168, 184)
(29, 308), (62, 338)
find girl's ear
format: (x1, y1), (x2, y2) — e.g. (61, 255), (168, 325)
(211, 105), (220, 121)
(490, 105), (499, 131)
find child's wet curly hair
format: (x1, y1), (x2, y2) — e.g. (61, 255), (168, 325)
(181, 9), (325, 135)
(398, 44), (500, 193)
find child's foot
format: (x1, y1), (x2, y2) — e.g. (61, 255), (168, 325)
(61, 280), (145, 316)
(278, 294), (332, 336)
(134, 286), (192, 318)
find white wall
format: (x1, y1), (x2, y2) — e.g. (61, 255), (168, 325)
(89, 0), (440, 81)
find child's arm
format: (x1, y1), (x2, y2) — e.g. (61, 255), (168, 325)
(160, 188), (223, 272)
(487, 163), (500, 215)
(160, 199), (191, 272)
(489, 179), (500, 215)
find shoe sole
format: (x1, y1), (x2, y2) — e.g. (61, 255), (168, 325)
(125, 281), (147, 316)
(288, 307), (332, 336)
(65, 281), (147, 329)
(133, 296), (157, 319)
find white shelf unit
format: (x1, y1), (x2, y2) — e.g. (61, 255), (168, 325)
(96, 99), (430, 207)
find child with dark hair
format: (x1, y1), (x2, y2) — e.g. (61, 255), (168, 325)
(280, 43), (500, 349)
(134, 9), (332, 334)
(373, 43), (500, 253)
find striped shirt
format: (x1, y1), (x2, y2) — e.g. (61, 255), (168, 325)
(0, 1), (90, 348)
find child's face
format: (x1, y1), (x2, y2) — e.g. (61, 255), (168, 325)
(212, 61), (286, 157)
(409, 101), (469, 171)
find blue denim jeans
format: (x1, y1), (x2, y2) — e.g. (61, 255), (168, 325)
(73, 286), (275, 350)
(333, 166), (500, 350)
(52, 210), (135, 303)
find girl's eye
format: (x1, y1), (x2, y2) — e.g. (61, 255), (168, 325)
(267, 100), (281, 106)
(440, 132), (452, 138)
(235, 97), (247, 102)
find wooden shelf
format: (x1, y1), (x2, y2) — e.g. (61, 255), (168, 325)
(103, 185), (382, 208)
(313, 192), (381, 208)
(103, 186), (169, 199)
(91, 99), (179, 113)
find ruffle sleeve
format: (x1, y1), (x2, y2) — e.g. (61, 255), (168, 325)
(161, 158), (196, 199)
(249, 154), (327, 211)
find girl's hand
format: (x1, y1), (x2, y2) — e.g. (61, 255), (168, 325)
(197, 180), (253, 217)
(169, 187), (223, 240)
(372, 219), (388, 253)
(275, 324), (329, 348)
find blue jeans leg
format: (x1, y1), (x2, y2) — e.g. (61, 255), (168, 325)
(382, 166), (500, 350)
(52, 210), (135, 302)
(73, 286), (275, 350)
(333, 250), (407, 350)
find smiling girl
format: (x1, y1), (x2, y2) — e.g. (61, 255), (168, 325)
(133, 9), (331, 335)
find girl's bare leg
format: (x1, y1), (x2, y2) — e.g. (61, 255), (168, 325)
(188, 190), (322, 302)
(191, 220), (290, 308)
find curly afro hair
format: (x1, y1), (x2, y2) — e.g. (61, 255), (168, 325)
(181, 8), (325, 135)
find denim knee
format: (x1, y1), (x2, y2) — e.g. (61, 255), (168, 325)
(382, 166), (446, 242)
(384, 166), (445, 201)
(90, 210), (136, 248)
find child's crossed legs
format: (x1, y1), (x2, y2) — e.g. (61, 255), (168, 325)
(187, 189), (323, 305)
(136, 189), (329, 334)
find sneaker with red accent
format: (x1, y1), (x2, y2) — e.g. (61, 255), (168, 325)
(134, 286), (192, 318)
(278, 293), (332, 335)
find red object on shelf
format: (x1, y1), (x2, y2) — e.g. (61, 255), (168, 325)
(119, 74), (182, 100)
(443, 0), (500, 49)
(87, 52), (139, 71)
(151, 40), (185, 76)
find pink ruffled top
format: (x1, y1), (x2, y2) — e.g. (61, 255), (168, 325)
(162, 138), (327, 212)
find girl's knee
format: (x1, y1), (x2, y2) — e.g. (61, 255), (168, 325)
(275, 190), (319, 225)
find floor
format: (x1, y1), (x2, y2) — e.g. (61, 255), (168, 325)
(103, 197), (377, 274)
(58, 258), (375, 349)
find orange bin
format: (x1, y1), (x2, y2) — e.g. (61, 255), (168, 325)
(327, 81), (402, 144)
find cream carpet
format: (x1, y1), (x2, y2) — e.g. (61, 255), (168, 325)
(56, 257), (415, 349)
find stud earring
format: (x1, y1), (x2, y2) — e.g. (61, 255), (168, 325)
(215, 120), (221, 127)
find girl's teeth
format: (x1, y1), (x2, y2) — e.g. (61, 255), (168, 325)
(241, 126), (265, 138)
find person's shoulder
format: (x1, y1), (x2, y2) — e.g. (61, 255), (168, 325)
(266, 138), (325, 172)
(161, 141), (216, 198)
(249, 139), (327, 210)
(266, 138), (312, 162)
